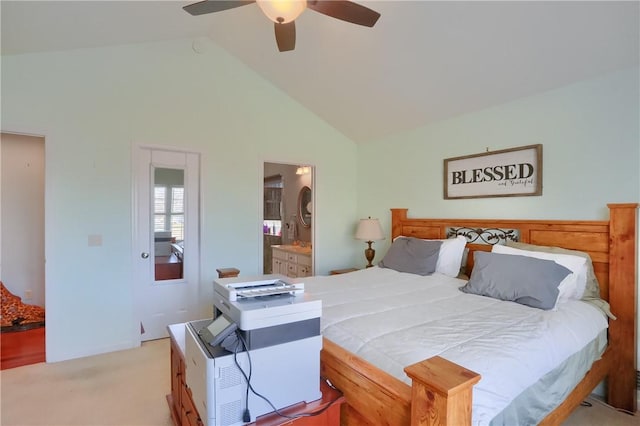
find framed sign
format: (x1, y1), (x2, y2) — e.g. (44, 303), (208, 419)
(444, 144), (542, 199)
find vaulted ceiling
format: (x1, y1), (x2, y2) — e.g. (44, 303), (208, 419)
(2, 1), (638, 143)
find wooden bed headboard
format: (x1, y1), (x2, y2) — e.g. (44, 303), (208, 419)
(390, 203), (638, 411)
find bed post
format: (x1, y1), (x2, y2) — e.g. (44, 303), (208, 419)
(391, 208), (408, 240)
(607, 203), (638, 413)
(405, 356), (481, 426)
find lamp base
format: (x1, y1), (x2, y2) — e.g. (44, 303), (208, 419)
(364, 241), (376, 268)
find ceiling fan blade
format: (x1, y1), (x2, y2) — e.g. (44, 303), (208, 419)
(274, 21), (296, 52)
(307, 0), (380, 27)
(183, 0), (255, 16)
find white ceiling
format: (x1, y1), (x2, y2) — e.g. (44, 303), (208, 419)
(2, 1), (639, 144)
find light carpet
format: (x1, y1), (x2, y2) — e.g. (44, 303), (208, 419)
(1, 339), (172, 426)
(0, 338), (637, 425)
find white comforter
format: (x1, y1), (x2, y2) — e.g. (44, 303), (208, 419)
(303, 266), (608, 424)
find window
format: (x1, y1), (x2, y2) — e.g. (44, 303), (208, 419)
(154, 185), (184, 241)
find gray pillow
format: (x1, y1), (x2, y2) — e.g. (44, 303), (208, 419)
(505, 241), (614, 319)
(379, 237), (442, 276)
(505, 241), (599, 298)
(460, 251), (572, 310)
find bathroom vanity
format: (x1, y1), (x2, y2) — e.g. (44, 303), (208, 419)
(271, 245), (312, 278)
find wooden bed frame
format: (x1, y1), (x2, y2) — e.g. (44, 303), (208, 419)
(320, 203), (637, 425)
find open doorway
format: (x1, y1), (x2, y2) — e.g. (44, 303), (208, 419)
(0, 132), (46, 369)
(263, 162), (313, 276)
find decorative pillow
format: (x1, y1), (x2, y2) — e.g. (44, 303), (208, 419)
(459, 247), (470, 277)
(460, 251), (572, 310)
(394, 235), (467, 277)
(505, 241), (595, 299)
(504, 241), (615, 319)
(435, 236), (468, 277)
(492, 244), (587, 301)
(379, 237), (442, 276)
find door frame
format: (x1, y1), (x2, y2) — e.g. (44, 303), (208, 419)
(132, 144), (202, 343)
(261, 160), (315, 276)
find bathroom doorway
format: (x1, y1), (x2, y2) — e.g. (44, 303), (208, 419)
(263, 162), (313, 276)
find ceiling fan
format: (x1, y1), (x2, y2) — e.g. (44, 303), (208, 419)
(183, 0), (381, 52)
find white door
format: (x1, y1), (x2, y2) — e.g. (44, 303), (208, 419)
(134, 147), (200, 341)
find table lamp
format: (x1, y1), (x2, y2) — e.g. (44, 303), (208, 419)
(355, 217), (385, 268)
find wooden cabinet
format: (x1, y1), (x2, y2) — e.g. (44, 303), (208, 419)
(264, 187), (282, 220)
(272, 246), (312, 278)
(167, 324), (203, 426)
(272, 247), (288, 275)
(216, 267), (240, 278)
(181, 385), (203, 426)
(251, 380), (344, 425)
(168, 337), (182, 422)
(287, 252), (311, 277)
(168, 323), (342, 426)
(156, 256), (183, 280)
(264, 234), (283, 274)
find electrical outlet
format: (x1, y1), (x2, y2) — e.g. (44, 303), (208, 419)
(24, 289), (33, 299)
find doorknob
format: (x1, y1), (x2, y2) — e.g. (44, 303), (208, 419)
(141, 252), (150, 259)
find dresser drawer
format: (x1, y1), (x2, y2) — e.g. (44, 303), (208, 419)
(181, 384), (203, 426)
(297, 254), (311, 267)
(272, 248), (287, 260)
(287, 263), (298, 277)
(297, 265), (312, 277)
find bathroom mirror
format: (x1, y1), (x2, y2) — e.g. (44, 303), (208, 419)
(297, 186), (312, 228)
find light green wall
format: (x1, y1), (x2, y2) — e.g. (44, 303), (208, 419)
(2, 37), (638, 364)
(357, 66), (640, 362)
(1, 39), (358, 361)
(358, 67), (639, 228)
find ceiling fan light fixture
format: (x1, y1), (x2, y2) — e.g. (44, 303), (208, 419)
(256, 0), (307, 24)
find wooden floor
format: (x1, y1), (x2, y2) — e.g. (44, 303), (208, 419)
(0, 326), (45, 370)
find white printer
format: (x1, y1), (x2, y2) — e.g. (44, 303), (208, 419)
(184, 275), (322, 426)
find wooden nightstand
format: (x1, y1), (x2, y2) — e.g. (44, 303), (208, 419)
(329, 268), (359, 275)
(251, 379), (344, 425)
(216, 267), (240, 278)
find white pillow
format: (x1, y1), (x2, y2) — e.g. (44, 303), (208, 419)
(393, 235), (467, 277)
(491, 244), (588, 302)
(435, 236), (467, 277)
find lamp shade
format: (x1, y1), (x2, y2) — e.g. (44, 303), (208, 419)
(355, 218), (385, 242)
(256, 0), (307, 24)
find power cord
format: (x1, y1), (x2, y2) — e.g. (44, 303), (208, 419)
(231, 330), (344, 422)
(231, 333), (252, 422)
